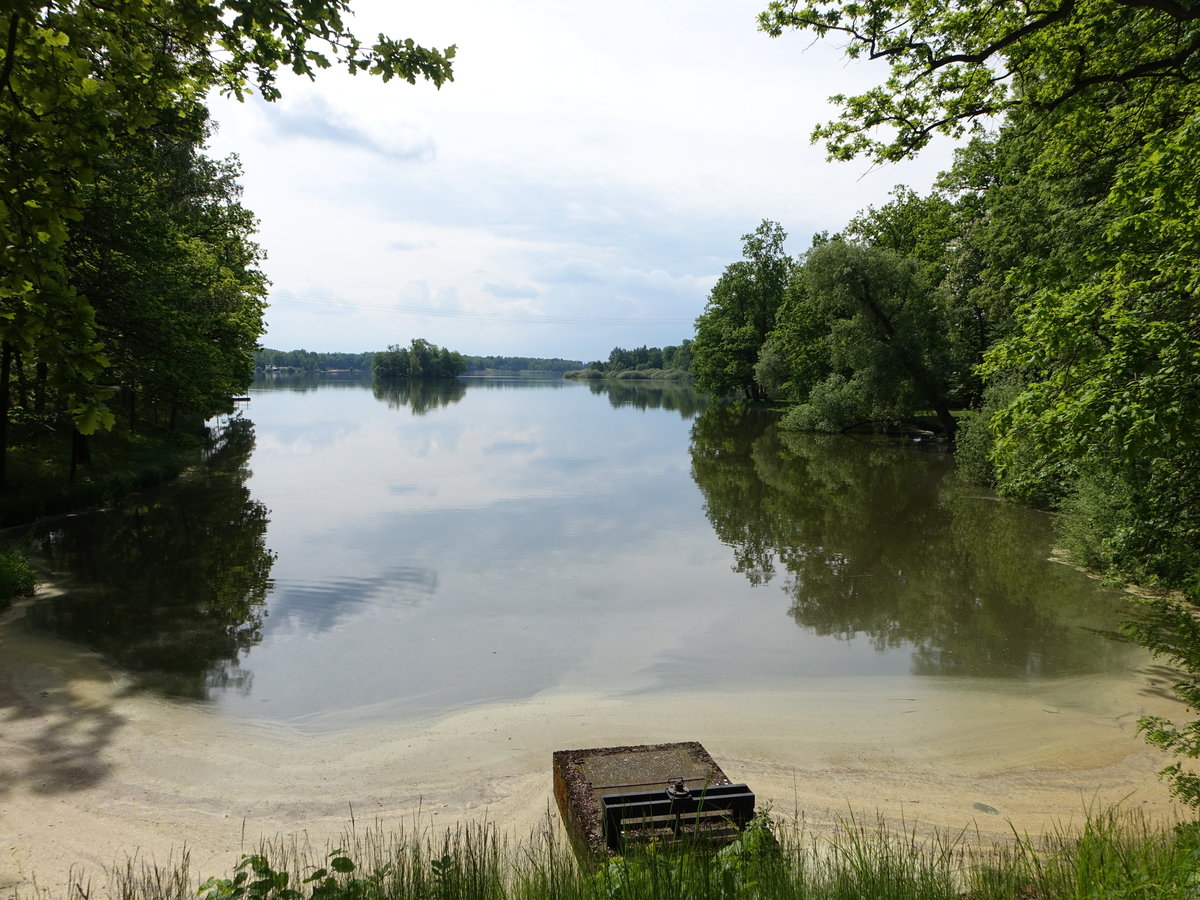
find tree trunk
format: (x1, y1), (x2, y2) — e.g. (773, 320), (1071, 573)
(0, 342), (10, 491)
(69, 427), (92, 484)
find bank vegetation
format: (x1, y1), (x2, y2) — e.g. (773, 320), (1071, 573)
(56, 808), (1200, 900)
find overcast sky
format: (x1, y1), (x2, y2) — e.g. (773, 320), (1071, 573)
(206, 0), (956, 363)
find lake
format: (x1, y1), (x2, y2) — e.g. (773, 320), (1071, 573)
(2, 374), (1182, 890)
(18, 374), (1143, 728)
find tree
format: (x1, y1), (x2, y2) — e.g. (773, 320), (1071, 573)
(774, 239), (958, 437)
(65, 104), (267, 428)
(760, 0), (1200, 162)
(373, 338), (466, 379)
(762, 0), (1200, 800)
(1, 0), (455, 483)
(692, 220), (793, 400)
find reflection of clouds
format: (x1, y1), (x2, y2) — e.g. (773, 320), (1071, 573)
(482, 439), (538, 456)
(256, 421), (362, 456)
(266, 567), (438, 635)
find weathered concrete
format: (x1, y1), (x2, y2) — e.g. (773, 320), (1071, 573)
(552, 741), (736, 860)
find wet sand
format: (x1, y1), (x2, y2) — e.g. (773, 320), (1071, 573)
(0, 627), (1188, 896)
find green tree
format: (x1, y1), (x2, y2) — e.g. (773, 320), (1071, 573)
(760, 0), (1200, 162)
(1, 0), (455, 484)
(771, 239), (958, 437)
(65, 104), (267, 429)
(761, 0), (1200, 800)
(373, 338), (466, 379)
(692, 220), (793, 400)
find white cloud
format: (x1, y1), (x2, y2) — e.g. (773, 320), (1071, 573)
(207, 0), (959, 359)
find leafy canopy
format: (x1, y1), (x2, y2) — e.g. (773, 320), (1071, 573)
(759, 0), (1200, 161)
(1, 0), (455, 433)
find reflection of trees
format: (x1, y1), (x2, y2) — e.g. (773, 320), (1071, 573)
(254, 372), (369, 393)
(689, 405), (1132, 677)
(587, 380), (706, 418)
(373, 377), (467, 415)
(26, 418), (274, 698)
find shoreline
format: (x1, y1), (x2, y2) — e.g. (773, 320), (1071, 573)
(0, 625), (1189, 896)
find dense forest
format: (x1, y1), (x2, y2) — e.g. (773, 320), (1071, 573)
(686, 0), (1200, 799)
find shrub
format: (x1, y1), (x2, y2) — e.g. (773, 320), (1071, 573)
(0, 549), (37, 608)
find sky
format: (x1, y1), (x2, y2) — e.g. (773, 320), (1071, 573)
(206, 0), (958, 363)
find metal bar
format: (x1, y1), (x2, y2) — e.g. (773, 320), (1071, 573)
(601, 784), (755, 849)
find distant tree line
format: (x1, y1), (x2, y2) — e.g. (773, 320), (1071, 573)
(568, 342), (695, 380)
(372, 339), (467, 379)
(462, 356), (582, 374)
(256, 349), (583, 376)
(255, 349), (375, 372)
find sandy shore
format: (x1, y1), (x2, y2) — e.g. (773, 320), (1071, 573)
(0, 625), (1189, 897)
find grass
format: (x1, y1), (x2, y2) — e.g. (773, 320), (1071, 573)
(36, 806), (1200, 900)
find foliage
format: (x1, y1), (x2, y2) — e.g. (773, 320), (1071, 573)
(759, 0), (1200, 163)
(66, 104), (267, 426)
(94, 808), (1200, 900)
(256, 350), (375, 373)
(372, 339), (467, 380)
(773, 239), (958, 436)
(951, 375), (1022, 488)
(574, 342), (694, 379)
(463, 355), (584, 374)
(0, 547), (36, 607)
(985, 105), (1200, 591)
(1, 0), (454, 485)
(692, 221), (793, 400)
(756, 0), (1200, 798)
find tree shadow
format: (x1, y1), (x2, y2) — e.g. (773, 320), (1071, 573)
(0, 600), (126, 799)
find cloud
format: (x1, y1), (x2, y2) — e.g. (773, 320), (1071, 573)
(483, 282), (540, 299)
(265, 95), (436, 161)
(388, 238), (439, 252)
(207, 0), (960, 361)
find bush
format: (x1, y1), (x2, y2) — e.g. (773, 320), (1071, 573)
(0, 549), (37, 608)
(954, 375), (1024, 487)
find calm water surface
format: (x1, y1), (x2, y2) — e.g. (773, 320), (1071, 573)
(17, 375), (1138, 731)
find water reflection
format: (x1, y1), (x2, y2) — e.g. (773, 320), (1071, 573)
(372, 378), (467, 415)
(5, 380), (1142, 726)
(689, 404), (1130, 677)
(24, 418), (275, 698)
(255, 372), (370, 392)
(585, 379), (706, 417)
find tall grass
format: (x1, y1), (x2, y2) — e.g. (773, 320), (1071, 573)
(31, 806), (1200, 900)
